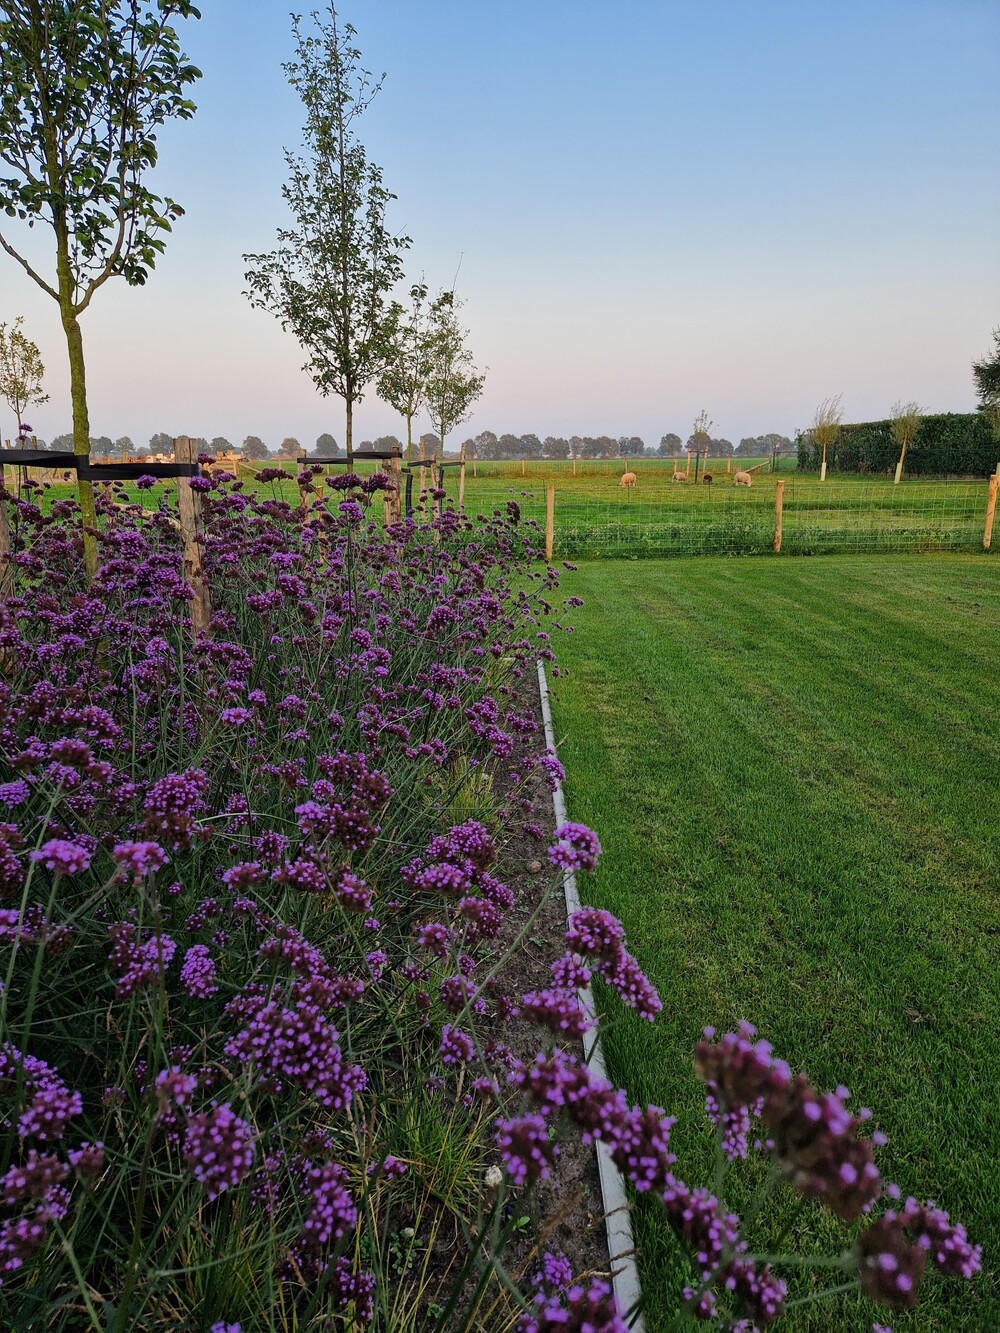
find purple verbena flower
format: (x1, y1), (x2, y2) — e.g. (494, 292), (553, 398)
(184, 1103), (255, 1200)
(30, 838), (91, 877)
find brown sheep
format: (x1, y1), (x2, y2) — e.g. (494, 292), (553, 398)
(734, 470), (753, 487)
(619, 470), (637, 488)
(672, 471), (687, 483)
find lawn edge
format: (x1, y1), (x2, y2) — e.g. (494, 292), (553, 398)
(536, 658), (646, 1331)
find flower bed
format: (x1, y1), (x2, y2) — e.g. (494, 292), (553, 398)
(0, 466), (982, 1331)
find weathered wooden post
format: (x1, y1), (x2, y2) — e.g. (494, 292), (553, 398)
(432, 463), (443, 544)
(0, 490), (11, 585)
(546, 484), (555, 562)
(725, 456), (731, 474)
(521, 458), (526, 478)
(572, 455), (577, 477)
(458, 442), (467, 509)
(175, 436), (212, 637)
(984, 471), (999, 550)
(685, 451), (691, 479)
(773, 479), (785, 553)
(296, 449), (309, 514)
(385, 454), (402, 526)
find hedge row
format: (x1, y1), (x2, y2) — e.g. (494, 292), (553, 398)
(797, 412), (999, 477)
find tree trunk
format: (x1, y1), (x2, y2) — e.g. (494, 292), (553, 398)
(60, 298), (98, 580)
(893, 443), (906, 485)
(405, 411), (414, 466)
(820, 446), (827, 483)
(345, 396), (354, 466)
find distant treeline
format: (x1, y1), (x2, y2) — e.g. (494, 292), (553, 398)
(460, 431), (795, 460)
(796, 413), (997, 477)
(18, 427), (801, 463)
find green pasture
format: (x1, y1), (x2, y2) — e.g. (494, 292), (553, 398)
(447, 463), (993, 559)
(548, 555), (999, 1331)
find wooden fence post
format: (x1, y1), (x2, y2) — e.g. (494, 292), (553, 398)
(984, 472), (999, 550)
(726, 456), (731, 474)
(458, 442), (467, 509)
(685, 451), (691, 479)
(521, 458), (526, 478)
(174, 436), (211, 636)
(773, 479), (785, 553)
(545, 484), (555, 562)
(385, 454), (402, 526)
(0, 491), (11, 586)
(296, 449), (309, 513)
(572, 455), (577, 477)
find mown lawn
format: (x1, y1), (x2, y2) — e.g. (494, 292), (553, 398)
(548, 554), (999, 1331)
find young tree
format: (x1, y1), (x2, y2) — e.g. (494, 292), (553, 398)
(378, 282), (432, 464)
(973, 328), (1000, 408)
(423, 292), (486, 458)
(244, 7), (408, 464)
(812, 394), (843, 481)
(0, 0), (201, 575)
(889, 401), (923, 485)
(242, 435), (269, 460)
(0, 315), (49, 437)
(691, 410), (713, 456)
(973, 328), (1000, 445)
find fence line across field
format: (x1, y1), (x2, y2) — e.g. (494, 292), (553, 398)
(439, 464), (1000, 561)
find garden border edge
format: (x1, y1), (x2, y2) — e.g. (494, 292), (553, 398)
(535, 658), (646, 1332)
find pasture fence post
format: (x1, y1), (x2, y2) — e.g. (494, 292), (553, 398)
(0, 490), (10, 586)
(296, 449), (310, 513)
(458, 442), (467, 509)
(685, 451), (691, 479)
(773, 479), (785, 553)
(404, 469), (414, 517)
(521, 458), (526, 478)
(984, 472), (999, 550)
(174, 436), (212, 637)
(386, 453), (402, 526)
(432, 462), (443, 545)
(572, 456), (577, 476)
(546, 484), (555, 562)
(726, 457), (731, 474)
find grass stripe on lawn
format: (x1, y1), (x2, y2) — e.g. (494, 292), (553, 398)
(548, 553), (999, 1331)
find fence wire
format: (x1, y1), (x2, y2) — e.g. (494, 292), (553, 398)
(439, 463), (994, 560)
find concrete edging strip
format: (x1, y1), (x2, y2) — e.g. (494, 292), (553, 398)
(536, 658), (646, 1332)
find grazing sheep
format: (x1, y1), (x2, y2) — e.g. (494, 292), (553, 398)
(619, 470), (637, 488)
(702, 473), (713, 485)
(734, 470), (753, 487)
(672, 471), (687, 483)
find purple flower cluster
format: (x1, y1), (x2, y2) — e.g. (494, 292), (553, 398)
(695, 1023), (881, 1220)
(518, 1278), (628, 1333)
(29, 838), (91, 877)
(563, 907), (662, 1020)
(183, 1104), (256, 1199)
(547, 821), (601, 873)
(225, 990), (366, 1110)
(107, 921), (177, 998)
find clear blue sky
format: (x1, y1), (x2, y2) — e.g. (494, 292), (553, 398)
(2, 0), (998, 451)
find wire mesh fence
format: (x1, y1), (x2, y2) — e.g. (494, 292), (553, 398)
(439, 465), (996, 560)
